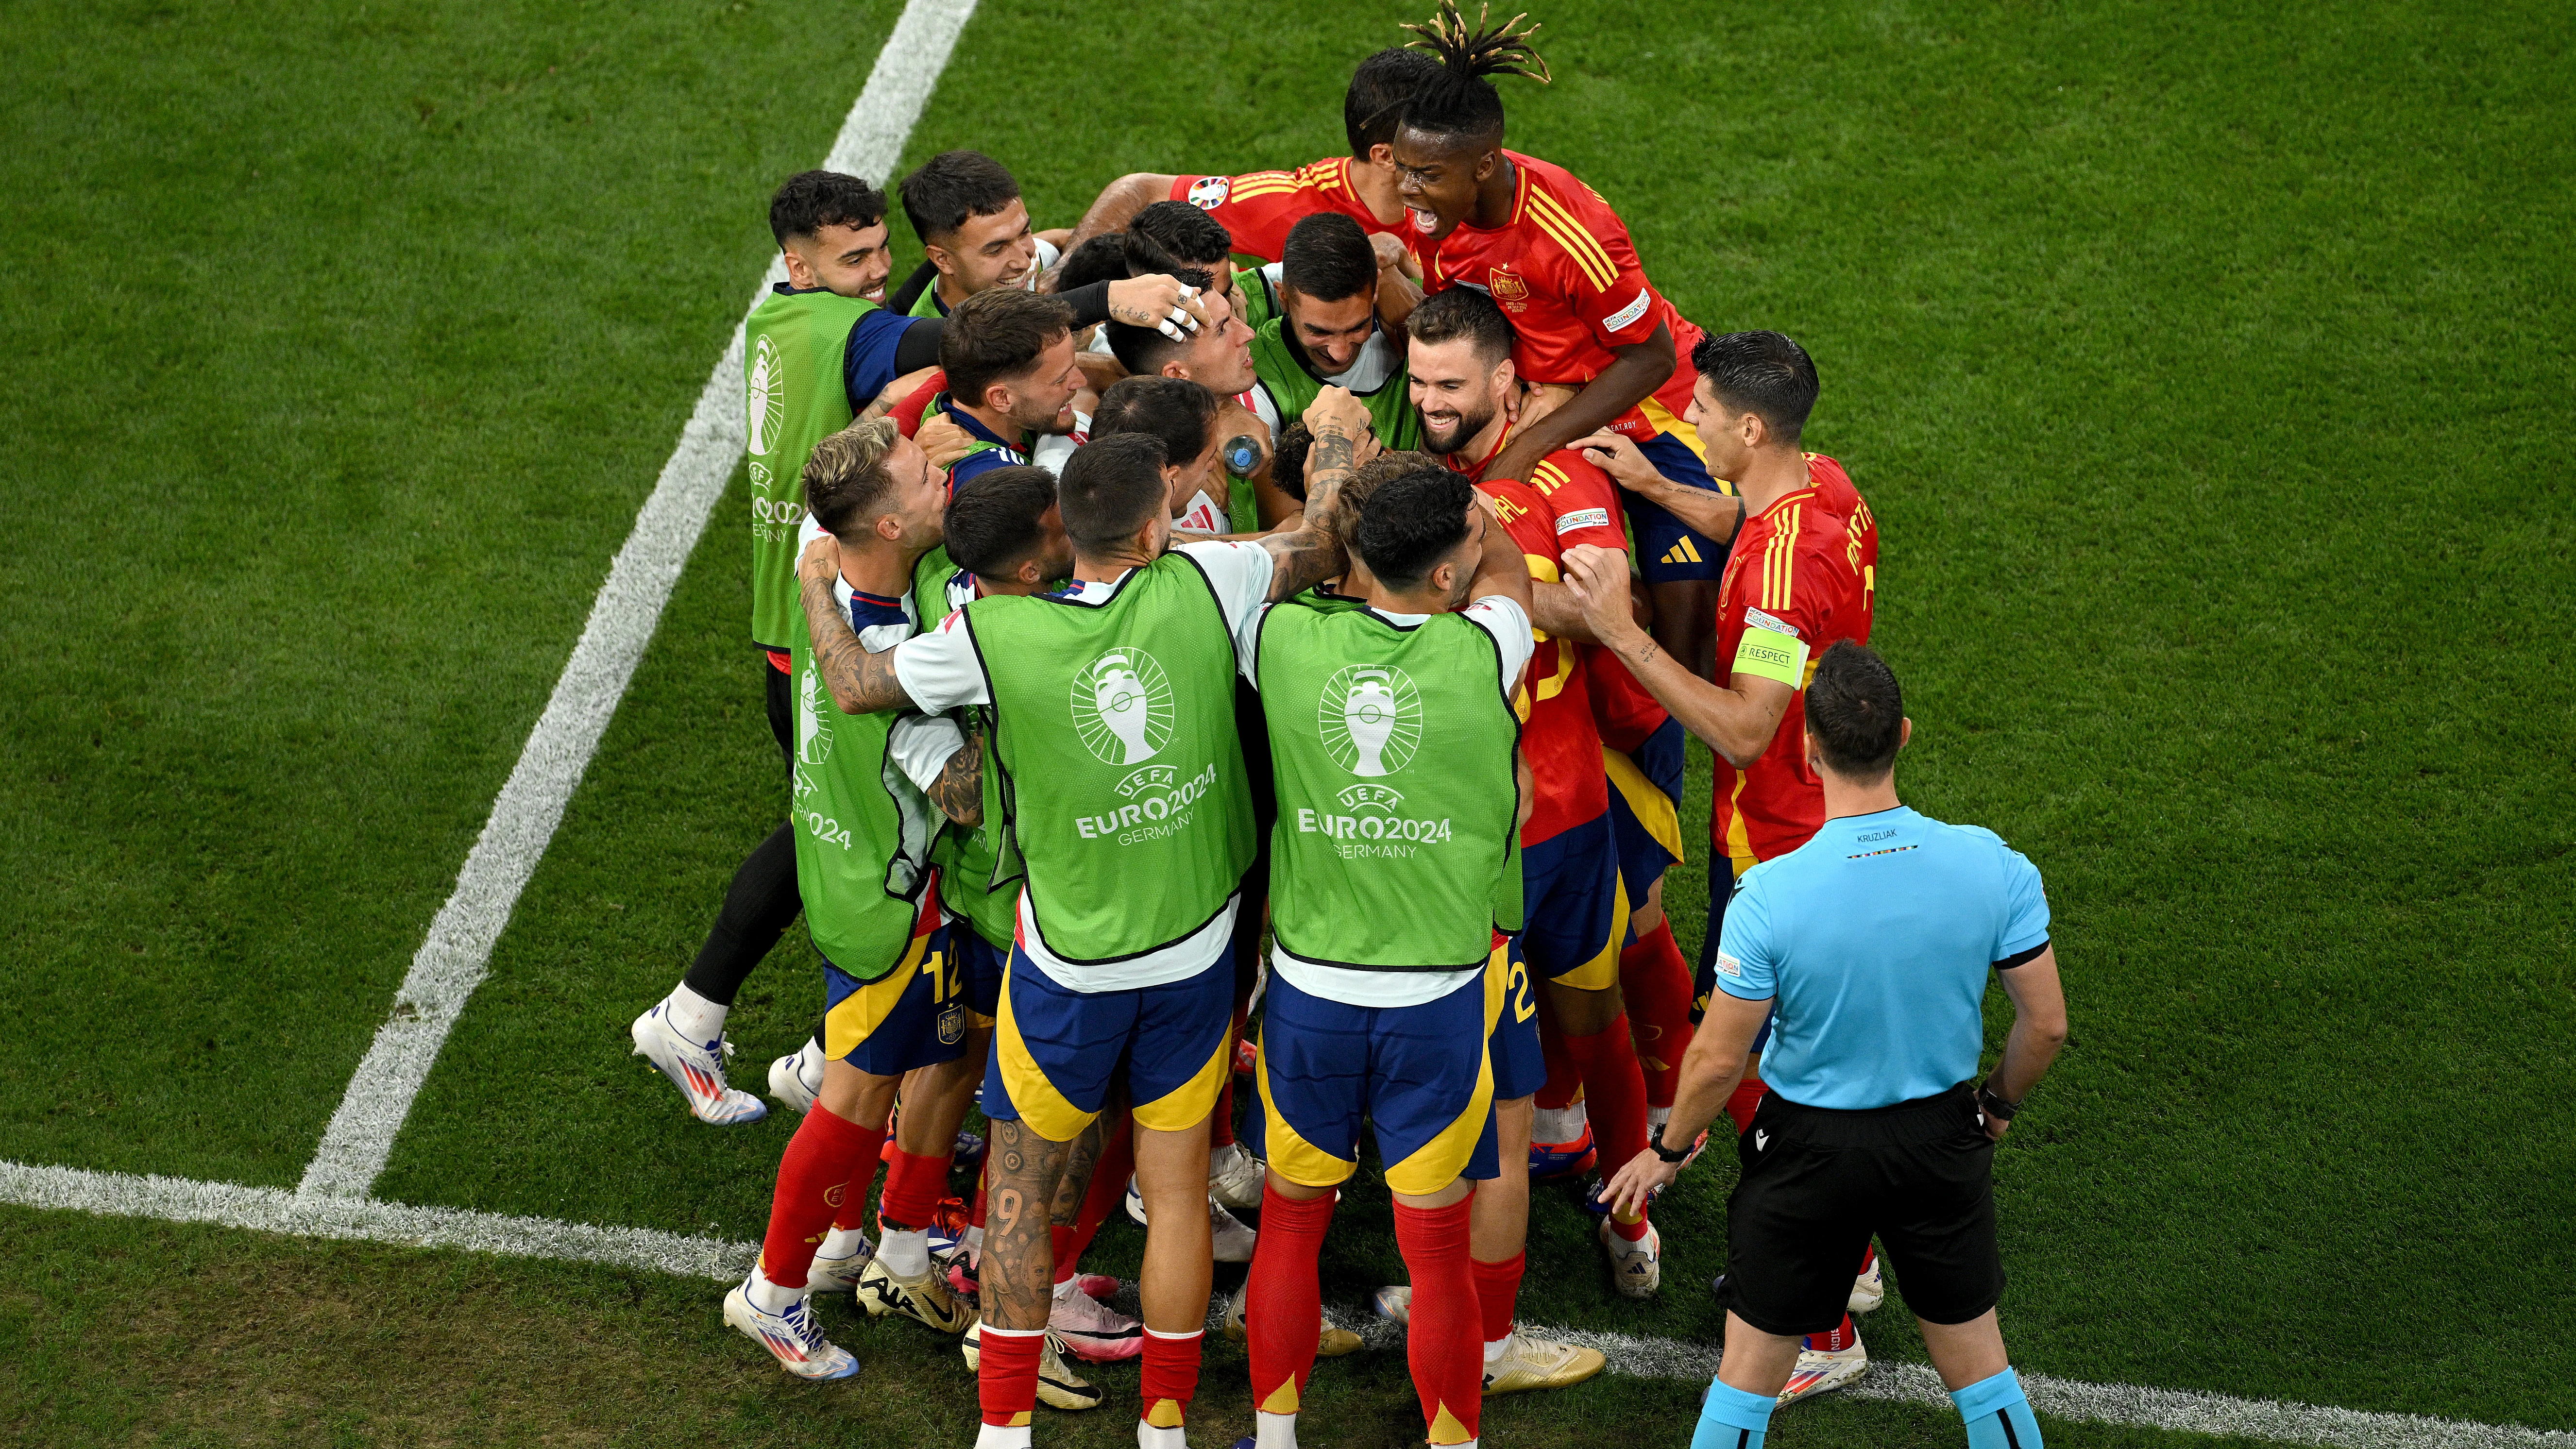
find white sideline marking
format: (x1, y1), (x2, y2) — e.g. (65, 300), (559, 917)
(4, 1163), (2570, 1449)
(293, 0), (982, 1200)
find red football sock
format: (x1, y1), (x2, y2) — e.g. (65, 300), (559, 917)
(1617, 923), (1695, 1110)
(977, 1324), (1044, 1428)
(967, 1161), (988, 1230)
(1053, 1114), (1135, 1284)
(1246, 1184), (1335, 1416)
(1534, 1016), (1581, 1113)
(1724, 1072), (1770, 1134)
(1806, 1314), (1858, 1353)
(1471, 1251), (1525, 1344)
(878, 1146), (950, 1231)
(1563, 1015), (1652, 1237)
(1139, 1327), (1203, 1431)
(760, 1102), (884, 1288)
(1395, 1196), (1482, 1444)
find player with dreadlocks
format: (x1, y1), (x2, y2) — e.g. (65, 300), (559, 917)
(1390, 3), (1737, 683)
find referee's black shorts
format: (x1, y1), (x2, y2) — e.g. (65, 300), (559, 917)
(1719, 1081), (2002, 1336)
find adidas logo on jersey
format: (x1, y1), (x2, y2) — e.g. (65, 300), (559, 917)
(1661, 537), (1704, 566)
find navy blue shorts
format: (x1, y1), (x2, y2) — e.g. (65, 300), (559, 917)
(1623, 432), (1732, 583)
(1488, 935), (1545, 1101)
(1256, 963), (1501, 1194)
(822, 912), (970, 1078)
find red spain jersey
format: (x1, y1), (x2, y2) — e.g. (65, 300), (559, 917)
(1477, 474), (1611, 847)
(1802, 452), (1879, 589)
(1167, 159), (1406, 263)
(1711, 486), (1874, 874)
(1408, 152), (1708, 442)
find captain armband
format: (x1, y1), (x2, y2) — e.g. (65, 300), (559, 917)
(1729, 620), (1810, 688)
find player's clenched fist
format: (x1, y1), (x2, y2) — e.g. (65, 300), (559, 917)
(798, 532), (842, 586)
(1561, 543), (1644, 644)
(915, 413), (978, 471)
(1105, 273), (1209, 339)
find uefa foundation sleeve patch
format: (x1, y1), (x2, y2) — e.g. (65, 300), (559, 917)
(1555, 507), (1611, 534)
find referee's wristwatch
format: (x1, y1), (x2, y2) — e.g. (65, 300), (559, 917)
(1978, 1079), (2022, 1122)
(1649, 1129), (1695, 1164)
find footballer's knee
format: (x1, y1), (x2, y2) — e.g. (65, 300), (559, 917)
(1546, 978), (1624, 1036)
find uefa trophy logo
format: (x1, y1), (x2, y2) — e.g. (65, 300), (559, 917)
(1071, 649), (1173, 767)
(797, 667), (835, 767)
(1319, 664), (1422, 777)
(746, 334), (785, 459)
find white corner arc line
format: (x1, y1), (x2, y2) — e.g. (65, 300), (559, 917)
(6, 1163), (2571, 1449)
(294, 0), (982, 1201)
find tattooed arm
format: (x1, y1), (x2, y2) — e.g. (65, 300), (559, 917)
(1254, 386), (1371, 603)
(925, 723), (984, 827)
(798, 535), (918, 716)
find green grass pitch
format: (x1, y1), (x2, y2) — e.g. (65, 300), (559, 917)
(2, 0), (2570, 1444)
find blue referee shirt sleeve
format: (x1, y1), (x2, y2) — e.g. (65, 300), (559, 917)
(843, 309), (923, 411)
(1711, 871), (1779, 1001)
(1997, 846), (2051, 960)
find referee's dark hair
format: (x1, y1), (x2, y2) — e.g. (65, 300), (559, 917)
(1692, 330), (1820, 445)
(1281, 213), (1378, 303)
(944, 465), (1061, 579)
(770, 170), (886, 245)
(1056, 432), (1169, 552)
(1354, 467), (1474, 589)
(1805, 641), (1906, 781)
(898, 150), (1020, 244)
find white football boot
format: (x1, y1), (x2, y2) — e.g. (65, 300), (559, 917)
(1048, 1275), (1144, 1362)
(960, 1321), (1105, 1411)
(723, 1280), (856, 1379)
(1779, 1334), (1869, 1405)
(630, 1002), (765, 1125)
(1848, 1254), (1885, 1314)
(1207, 1140), (1267, 1213)
(1371, 1284), (1412, 1326)
(768, 1036), (825, 1115)
(806, 1230), (874, 1295)
(1599, 1217), (1662, 1298)
(856, 1253), (976, 1333)
(1123, 1177), (1258, 1263)
(1483, 1332), (1607, 1395)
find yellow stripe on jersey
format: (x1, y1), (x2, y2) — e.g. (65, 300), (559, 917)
(1531, 460), (1566, 494)
(1525, 187), (1619, 291)
(1639, 396), (1719, 470)
(1764, 502), (1804, 610)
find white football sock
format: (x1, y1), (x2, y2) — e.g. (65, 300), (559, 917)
(1531, 1101), (1588, 1144)
(878, 1226), (931, 1278)
(975, 1425), (1032, 1449)
(816, 1226), (869, 1262)
(664, 983), (727, 1045)
(1255, 1409), (1301, 1449)
(1138, 1424), (1186, 1449)
(1648, 1104), (1673, 1134)
(745, 1266), (802, 1315)
(1484, 1334), (1513, 1364)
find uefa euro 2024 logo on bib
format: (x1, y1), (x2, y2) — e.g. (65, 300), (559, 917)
(747, 335), (784, 459)
(1071, 650), (1174, 767)
(797, 666), (834, 768)
(1319, 664), (1422, 777)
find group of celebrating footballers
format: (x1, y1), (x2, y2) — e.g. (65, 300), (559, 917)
(623, 6), (1892, 1447)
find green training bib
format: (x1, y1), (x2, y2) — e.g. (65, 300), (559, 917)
(743, 287), (876, 649)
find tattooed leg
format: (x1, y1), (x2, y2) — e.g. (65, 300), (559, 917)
(1049, 1113), (1108, 1228)
(983, 1117), (1080, 1331)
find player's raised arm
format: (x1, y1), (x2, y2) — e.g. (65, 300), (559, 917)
(797, 535), (918, 716)
(1051, 172), (1182, 278)
(1561, 542), (1792, 767)
(923, 722), (985, 827)
(1578, 428), (1746, 548)
(1482, 321), (1674, 484)
(1254, 387), (1369, 599)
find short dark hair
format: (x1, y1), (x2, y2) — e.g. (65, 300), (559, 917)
(770, 169), (887, 246)
(1055, 232), (1131, 293)
(898, 150), (1021, 244)
(944, 465), (1061, 579)
(1347, 449), (1442, 522)
(1691, 330), (1819, 444)
(1124, 201), (1233, 277)
(1407, 284), (1515, 366)
(802, 417), (902, 540)
(1354, 467), (1474, 588)
(1345, 47), (1443, 157)
(1805, 641), (1904, 780)
(1092, 375), (1219, 472)
(1271, 420), (1314, 501)
(1398, 3), (1551, 149)
(940, 289), (1074, 410)
(1101, 266), (1218, 374)
(1281, 214), (1377, 303)
(1057, 432), (1168, 551)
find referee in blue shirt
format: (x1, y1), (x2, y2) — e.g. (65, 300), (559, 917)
(1603, 641), (2069, 1449)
